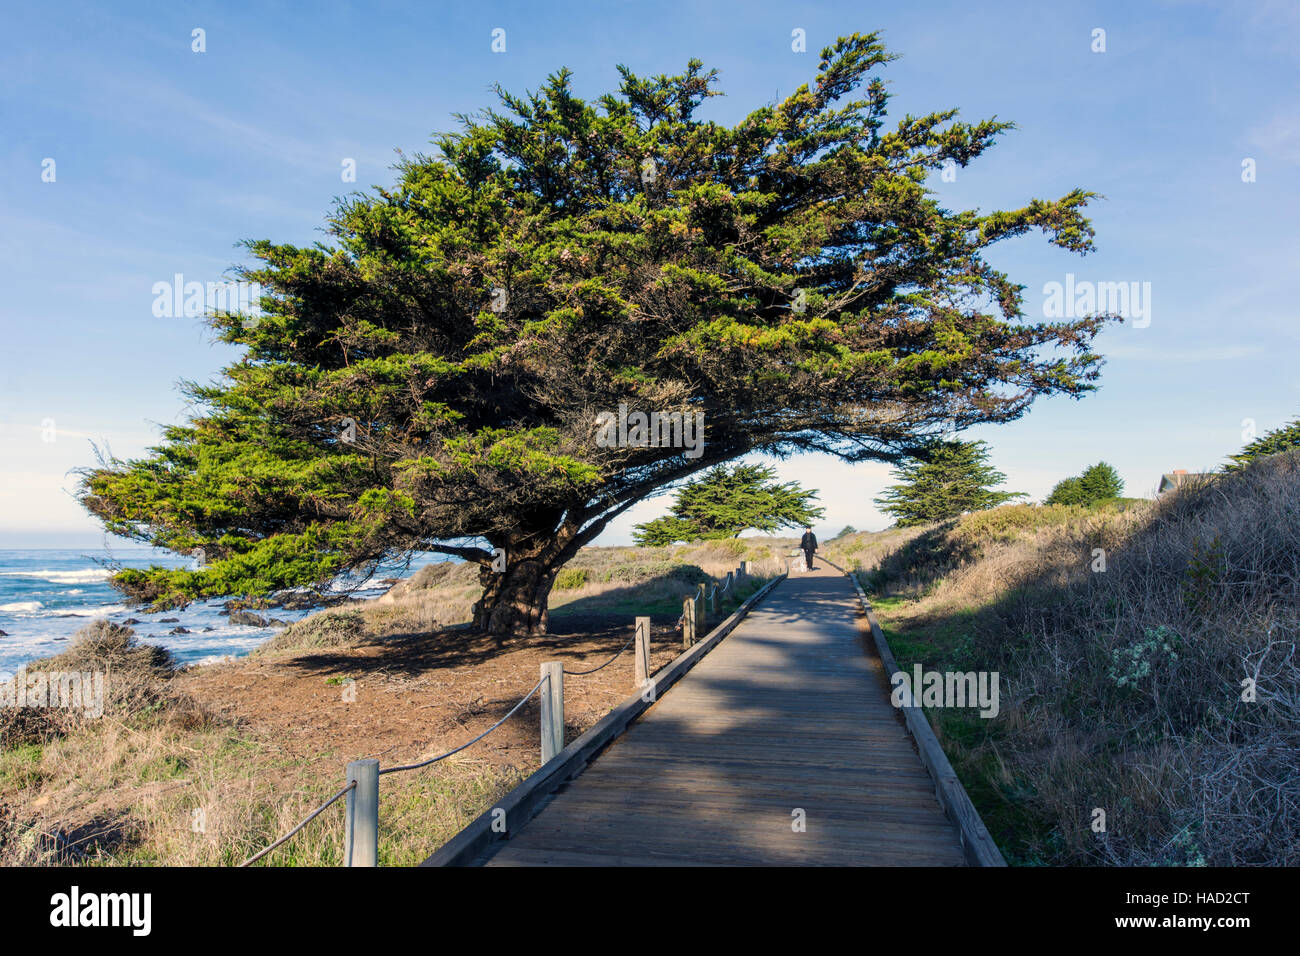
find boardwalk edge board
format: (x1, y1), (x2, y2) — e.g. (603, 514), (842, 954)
(837, 563), (1008, 868)
(421, 572), (789, 867)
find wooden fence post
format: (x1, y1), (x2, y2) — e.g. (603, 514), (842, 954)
(739, 561), (747, 581)
(710, 585), (719, 616)
(344, 758), (379, 867)
(540, 662), (564, 763)
(695, 583), (706, 634)
(634, 616), (651, 688)
(682, 596), (695, 647)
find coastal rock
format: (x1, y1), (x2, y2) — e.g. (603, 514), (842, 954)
(272, 591), (352, 611)
(158, 617), (179, 623)
(169, 626), (190, 634)
(228, 610), (270, 627)
(121, 618), (140, 625)
(0, 629), (7, 636)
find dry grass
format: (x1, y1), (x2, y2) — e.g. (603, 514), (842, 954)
(863, 451), (1300, 866)
(0, 714), (524, 866)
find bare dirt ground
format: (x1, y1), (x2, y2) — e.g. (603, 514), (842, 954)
(176, 613), (686, 774)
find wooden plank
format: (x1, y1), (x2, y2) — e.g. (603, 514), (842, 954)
(842, 568), (1008, 868)
(491, 827), (965, 867)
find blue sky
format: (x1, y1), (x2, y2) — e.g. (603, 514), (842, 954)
(1, 0), (1297, 548)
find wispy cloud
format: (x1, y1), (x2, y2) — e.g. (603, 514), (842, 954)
(1105, 344), (1264, 363)
(1248, 112), (1300, 165)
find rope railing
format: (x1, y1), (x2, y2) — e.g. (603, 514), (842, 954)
(563, 631), (637, 676)
(379, 676), (546, 775)
(238, 782), (357, 867)
(238, 675), (547, 867)
(236, 558), (766, 867)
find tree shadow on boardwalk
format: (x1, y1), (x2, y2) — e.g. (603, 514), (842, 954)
(482, 568), (968, 866)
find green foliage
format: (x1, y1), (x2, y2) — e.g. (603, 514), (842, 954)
(633, 464), (824, 544)
(553, 567), (589, 590)
(1108, 627), (1181, 690)
(76, 33), (1113, 632)
(1045, 461), (1123, 506)
(874, 440), (1024, 527)
(1043, 476), (1085, 506)
(1227, 416), (1300, 470)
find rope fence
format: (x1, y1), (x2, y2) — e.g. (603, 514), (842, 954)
(236, 558), (763, 867)
(379, 675), (547, 775)
(563, 631), (637, 676)
(239, 783), (356, 867)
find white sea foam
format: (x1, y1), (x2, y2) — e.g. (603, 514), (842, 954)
(0, 569), (112, 584)
(0, 601), (43, 613)
(53, 604), (126, 618)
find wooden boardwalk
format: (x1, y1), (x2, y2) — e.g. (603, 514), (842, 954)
(478, 562), (968, 866)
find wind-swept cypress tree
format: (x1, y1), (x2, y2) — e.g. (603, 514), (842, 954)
(80, 33), (1114, 636)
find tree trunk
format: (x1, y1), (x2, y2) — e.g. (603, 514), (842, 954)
(473, 554), (557, 638)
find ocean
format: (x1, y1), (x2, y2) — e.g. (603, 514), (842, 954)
(0, 548), (450, 680)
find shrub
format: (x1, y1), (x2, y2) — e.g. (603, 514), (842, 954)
(1, 620), (201, 747)
(259, 610), (367, 653)
(553, 567), (589, 590)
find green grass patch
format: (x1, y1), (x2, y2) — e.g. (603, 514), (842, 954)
(0, 743), (45, 789)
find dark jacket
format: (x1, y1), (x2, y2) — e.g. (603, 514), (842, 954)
(800, 531), (818, 552)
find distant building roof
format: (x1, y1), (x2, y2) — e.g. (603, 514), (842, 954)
(1158, 469), (1210, 494)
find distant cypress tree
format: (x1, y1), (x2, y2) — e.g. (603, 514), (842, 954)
(1079, 462), (1124, 500)
(633, 464), (825, 545)
(1044, 476), (1086, 506)
(1045, 461), (1123, 505)
(1227, 417), (1300, 471)
(874, 441), (1024, 527)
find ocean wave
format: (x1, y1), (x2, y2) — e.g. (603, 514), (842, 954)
(0, 601), (43, 613)
(52, 604), (126, 618)
(0, 569), (112, 584)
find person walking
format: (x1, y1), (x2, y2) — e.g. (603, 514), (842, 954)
(799, 527), (818, 571)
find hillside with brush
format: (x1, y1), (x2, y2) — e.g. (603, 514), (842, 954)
(844, 450), (1300, 866)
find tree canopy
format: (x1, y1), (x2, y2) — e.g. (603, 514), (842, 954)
(874, 440), (1024, 526)
(633, 463), (824, 544)
(79, 32), (1114, 636)
(1044, 461), (1124, 505)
